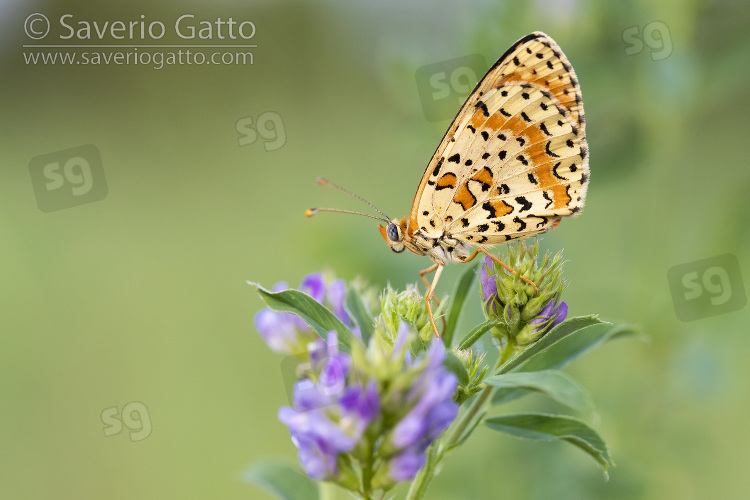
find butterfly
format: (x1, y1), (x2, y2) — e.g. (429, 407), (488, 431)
(308, 32), (589, 337)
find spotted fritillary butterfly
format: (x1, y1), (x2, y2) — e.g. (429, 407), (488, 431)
(308, 32), (588, 336)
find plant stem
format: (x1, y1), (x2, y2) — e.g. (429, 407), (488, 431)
(446, 338), (514, 447)
(320, 482), (336, 500)
(361, 438), (375, 500)
(404, 438), (440, 500)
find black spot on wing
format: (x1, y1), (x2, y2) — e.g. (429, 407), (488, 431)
(432, 158), (443, 177)
(482, 201), (495, 218)
(515, 196), (532, 212)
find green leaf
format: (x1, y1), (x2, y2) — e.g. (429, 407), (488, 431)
(486, 370), (595, 414)
(442, 262), (478, 346)
(485, 413), (612, 475)
(491, 322), (636, 406)
(457, 319), (502, 350)
(244, 462), (320, 500)
(443, 350), (470, 386)
(519, 322), (640, 373)
(497, 316), (606, 375)
(345, 287), (374, 345)
(253, 285), (360, 353)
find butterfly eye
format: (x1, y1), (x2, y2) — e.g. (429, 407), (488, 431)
(386, 223), (401, 242)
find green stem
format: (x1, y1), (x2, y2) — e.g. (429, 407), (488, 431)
(405, 438), (440, 500)
(446, 338), (514, 447)
(361, 439), (376, 500)
(320, 482), (336, 500)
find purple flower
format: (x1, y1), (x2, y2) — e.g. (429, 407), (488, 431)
(529, 298), (568, 335)
(381, 328), (459, 481)
(276, 322), (458, 487)
(300, 273), (326, 302)
(387, 451), (426, 482)
(480, 256), (499, 315)
(278, 333), (379, 482)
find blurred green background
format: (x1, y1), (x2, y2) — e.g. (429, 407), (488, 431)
(2, 0), (749, 498)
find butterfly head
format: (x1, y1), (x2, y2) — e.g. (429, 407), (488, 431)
(378, 217), (408, 254)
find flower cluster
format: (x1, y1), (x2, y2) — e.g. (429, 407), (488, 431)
(480, 242), (567, 348)
(278, 332), (378, 489)
(254, 273), (358, 354)
(276, 321), (458, 492)
(255, 273), (459, 493)
(249, 242), (619, 500)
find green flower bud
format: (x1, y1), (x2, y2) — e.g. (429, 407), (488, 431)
(452, 347), (488, 404)
(374, 284), (444, 348)
(480, 241), (567, 349)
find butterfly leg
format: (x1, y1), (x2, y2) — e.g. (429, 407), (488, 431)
(424, 264), (444, 337)
(419, 263), (441, 306)
(464, 248), (538, 294)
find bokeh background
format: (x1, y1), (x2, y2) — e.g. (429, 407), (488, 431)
(2, 0), (749, 498)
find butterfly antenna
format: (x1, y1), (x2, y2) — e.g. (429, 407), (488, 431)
(313, 177), (392, 221)
(305, 208), (388, 223)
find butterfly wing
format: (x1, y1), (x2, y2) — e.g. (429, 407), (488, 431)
(411, 32), (589, 246)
